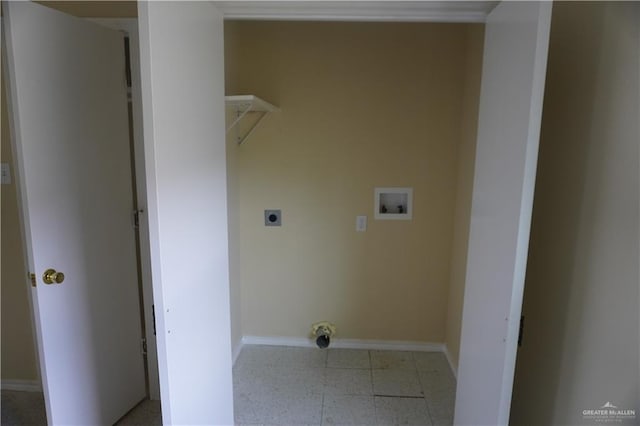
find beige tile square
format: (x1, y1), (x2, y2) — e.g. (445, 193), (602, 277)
(372, 369), (423, 397)
(374, 396), (432, 425)
(413, 351), (451, 373)
(324, 368), (373, 396)
(327, 349), (371, 369)
(370, 350), (416, 370)
(321, 395), (376, 425)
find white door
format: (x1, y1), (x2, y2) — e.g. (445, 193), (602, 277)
(455, 2), (552, 425)
(138, 2), (234, 424)
(3, 2), (147, 425)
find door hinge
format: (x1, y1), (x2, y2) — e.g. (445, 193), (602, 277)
(132, 209), (144, 229)
(124, 36), (132, 89)
(141, 337), (147, 356)
(518, 316), (525, 347)
(28, 272), (36, 287)
(152, 304), (156, 336)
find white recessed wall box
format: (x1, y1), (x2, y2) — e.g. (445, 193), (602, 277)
(374, 187), (413, 220)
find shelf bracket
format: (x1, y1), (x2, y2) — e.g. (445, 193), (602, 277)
(225, 95), (279, 145)
(226, 105), (252, 134)
(237, 111), (269, 145)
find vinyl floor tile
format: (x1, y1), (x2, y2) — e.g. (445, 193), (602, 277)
(324, 368), (373, 396)
(321, 395), (376, 425)
(370, 350), (416, 371)
(412, 352), (450, 373)
(374, 396), (432, 425)
(372, 369), (423, 397)
(326, 349), (371, 369)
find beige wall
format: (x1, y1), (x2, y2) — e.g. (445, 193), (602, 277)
(1, 77), (39, 381)
(444, 24), (484, 371)
(224, 21), (479, 343)
(511, 2), (639, 424)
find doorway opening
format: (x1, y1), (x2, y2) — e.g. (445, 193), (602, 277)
(1, 5), (158, 424)
(223, 19), (485, 425)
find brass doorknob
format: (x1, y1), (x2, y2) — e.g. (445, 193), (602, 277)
(43, 269), (65, 285)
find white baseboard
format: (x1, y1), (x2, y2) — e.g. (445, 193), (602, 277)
(241, 335), (444, 353)
(443, 344), (458, 378)
(332, 338), (444, 352)
(235, 336), (459, 379)
(1, 379), (42, 392)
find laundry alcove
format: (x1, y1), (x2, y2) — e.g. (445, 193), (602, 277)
(222, 20), (485, 425)
(224, 19), (483, 365)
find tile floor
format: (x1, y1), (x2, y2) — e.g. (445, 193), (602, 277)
(0, 391), (160, 426)
(1, 346), (456, 425)
(234, 345), (456, 425)
(1, 390), (47, 426)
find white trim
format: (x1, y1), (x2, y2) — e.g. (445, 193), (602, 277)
(139, 3), (234, 423)
(455, 3), (551, 425)
(1, 380), (42, 392)
(241, 335), (444, 352)
(443, 344), (458, 379)
(214, 1), (497, 23)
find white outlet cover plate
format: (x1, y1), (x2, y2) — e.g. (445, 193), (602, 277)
(356, 215), (367, 232)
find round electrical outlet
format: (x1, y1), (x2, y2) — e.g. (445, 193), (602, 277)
(264, 210), (282, 226)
